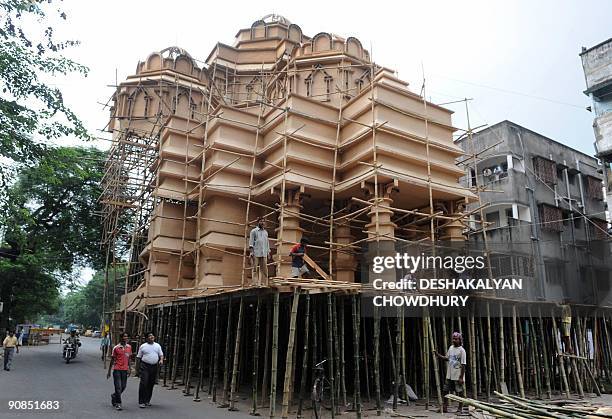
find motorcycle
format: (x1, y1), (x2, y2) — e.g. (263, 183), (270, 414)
(62, 337), (80, 363)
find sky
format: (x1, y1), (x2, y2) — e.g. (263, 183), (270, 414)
(50, 0), (612, 155)
(43, 0), (612, 282)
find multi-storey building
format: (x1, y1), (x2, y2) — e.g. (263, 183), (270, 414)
(458, 120), (610, 305)
(581, 38), (612, 216)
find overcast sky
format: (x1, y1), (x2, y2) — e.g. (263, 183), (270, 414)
(47, 0), (611, 284)
(51, 0), (612, 156)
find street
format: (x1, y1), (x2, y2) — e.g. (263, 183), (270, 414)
(0, 337), (253, 418)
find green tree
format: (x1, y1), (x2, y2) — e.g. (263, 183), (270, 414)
(0, 146), (105, 327)
(0, 0), (89, 186)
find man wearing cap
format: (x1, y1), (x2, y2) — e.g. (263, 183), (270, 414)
(434, 332), (466, 413)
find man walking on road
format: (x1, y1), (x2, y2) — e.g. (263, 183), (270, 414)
(136, 332), (164, 408)
(249, 217), (271, 286)
(3, 330), (19, 371)
(107, 332), (132, 410)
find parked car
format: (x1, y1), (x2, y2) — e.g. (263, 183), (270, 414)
(92, 330), (101, 338)
(84, 329), (93, 337)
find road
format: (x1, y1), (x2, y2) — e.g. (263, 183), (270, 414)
(0, 336), (253, 418)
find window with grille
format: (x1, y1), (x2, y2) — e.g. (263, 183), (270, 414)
(590, 218), (609, 240)
(586, 176), (604, 200)
(533, 156), (556, 186)
(539, 204), (563, 232)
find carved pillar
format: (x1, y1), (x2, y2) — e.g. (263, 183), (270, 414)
(333, 222), (357, 282)
(364, 182), (397, 284)
(439, 200), (465, 241)
(276, 189), (304, 278)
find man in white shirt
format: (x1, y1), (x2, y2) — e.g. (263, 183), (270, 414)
(136, 332), (164, 408)
(249, 217), (271, 286)
(434, 332), (466, 413)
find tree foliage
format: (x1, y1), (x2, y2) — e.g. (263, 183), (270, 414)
(2, 146), (106, 271)
(0, 0), (90, 185)
(0, 146), (105, 326)
(60, 269), (125, 328)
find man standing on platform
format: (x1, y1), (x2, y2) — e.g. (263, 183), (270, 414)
(249, 217), (271, 286)
(290, 237), (310, 278)
(136, 332), (164, 408)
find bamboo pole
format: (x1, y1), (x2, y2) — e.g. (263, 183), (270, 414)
(250, 296), (261, 415)
(281, 289), (300, 419)
(352, 295), (362, 418)
(212, 301), (221, 402)
(162, 307), (170, 387)
(373, 305), (382, 416)
(220, 296), (234, 407)
(469, 311), (478, 399)
(184, 301), (198, 395)
(327, 293), (336, 419)
(445, 394), (529, 419)
(528, 312), (541, 398)
(388, 318), (398, 411)
(229, 297), (245, 410)
(170, 304), (181, 390)
(296, 294), (311, 419)
(500, 303), (506, 392)
(512, 305), (525, 398)
(477, 316), (489, 399)
(362, 316), (371, 404)
(261, 299), (272, 406)
(537, 307), (552, 399)
(193, 300), (209, 402)
(486, 302), (493, 399)
(428, 313), (444, 408)
(332, 296), (341, 414)
(339, 297), (348, 408)
(269, 291), (280, 418)
(551, 313), (570, 398)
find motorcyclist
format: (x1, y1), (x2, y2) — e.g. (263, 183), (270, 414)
(64, 329), (81, 358)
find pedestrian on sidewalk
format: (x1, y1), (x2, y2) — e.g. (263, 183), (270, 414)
(289, 237), (310, 278)
(249, 217), (271, 286)
(136, 332), (164, 408)
(3, 330), (20, 371)
(433, 331), (466, 413)
(107, 332), (133, 411)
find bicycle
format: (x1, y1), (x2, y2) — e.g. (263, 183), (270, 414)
(311, 359), (332, 419)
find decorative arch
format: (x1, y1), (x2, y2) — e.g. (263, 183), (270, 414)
(345, 37), (363, 58)
(251, 20), (266, 39)
(144, 53), (163, 71)
(288, 24), (302, 42)
(174, 54), (194, 75)
(312, 32), (332, 52)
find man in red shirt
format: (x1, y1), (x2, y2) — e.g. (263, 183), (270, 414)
(107, 332), (133, 410)
(289, 237), (310, 278)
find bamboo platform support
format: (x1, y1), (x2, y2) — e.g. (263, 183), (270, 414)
(269, 291), (280, 418)
(551, 313), (570, 399)
(327, 293), (336, 419)
(193, 301), (209, 402)
(212, 301), (221, 402)
(229, 297), (245, 410)
(352, 295), (362, 418)
(373, 305), (382, 416)
(220, 297), (234, 407)
(296, 294), (310, 419)
(184, 300), (199, 396)
(250, 296), (262, 415)
(281, 289), (300, 418)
